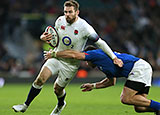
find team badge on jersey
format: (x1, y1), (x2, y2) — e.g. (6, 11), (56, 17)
(62, 36), (72, 46)
(74, 30), (78, 35)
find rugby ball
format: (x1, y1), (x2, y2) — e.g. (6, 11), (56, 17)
(45, 26), (59, 48)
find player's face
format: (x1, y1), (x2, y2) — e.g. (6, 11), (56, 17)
(64, 6), (79, 24)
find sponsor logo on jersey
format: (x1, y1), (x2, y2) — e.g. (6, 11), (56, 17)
(62, 36), (72, 46)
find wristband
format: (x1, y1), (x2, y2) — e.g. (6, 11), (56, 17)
(51, 52), (54, 58)
(54, 51), (57, 57)
(51, 51), (57, 58)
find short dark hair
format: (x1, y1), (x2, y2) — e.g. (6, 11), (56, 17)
(83, 45), (97, 52)
(64, 0), (79, 11)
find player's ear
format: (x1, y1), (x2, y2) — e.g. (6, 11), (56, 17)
(76, 10), (79, 15)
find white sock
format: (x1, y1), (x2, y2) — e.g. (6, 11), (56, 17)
(32, 83), (43, 89)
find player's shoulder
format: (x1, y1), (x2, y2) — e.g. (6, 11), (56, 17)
(78, 17), (91, 26)
(55, 16), (66, 28)
(78, 17), (86, 23)
(56, 15), (65, 20)
(56, 16), (65, 23)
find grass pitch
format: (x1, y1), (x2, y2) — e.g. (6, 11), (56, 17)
(0, 83), (159, 115)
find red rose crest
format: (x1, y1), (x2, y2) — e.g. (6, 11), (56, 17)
(61, 25), (65, 30)
(74, 30), (78, 35)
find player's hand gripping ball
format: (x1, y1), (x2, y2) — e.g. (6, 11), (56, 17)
(45, 26), (59, 48)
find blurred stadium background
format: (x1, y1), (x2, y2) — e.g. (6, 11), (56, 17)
(0, 0), (160, 86)
(1, 0), (160, 115)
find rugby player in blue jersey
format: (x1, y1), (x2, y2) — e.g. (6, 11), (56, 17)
(44, 45), (160, 115)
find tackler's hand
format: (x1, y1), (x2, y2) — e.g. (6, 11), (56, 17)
(80, 83), (94, 92)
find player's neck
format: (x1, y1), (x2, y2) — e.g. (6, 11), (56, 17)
(74, 16), (78, 23)
(68, 16), (78, 25)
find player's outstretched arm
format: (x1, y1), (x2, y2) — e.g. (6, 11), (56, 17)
(80, 77), (116, 92)
(56, 50), (85, 60)
(95, 38), (123, 67)
(43, 49), (85, 60)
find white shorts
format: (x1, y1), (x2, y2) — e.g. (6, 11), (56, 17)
(127, 59), (152, 87)
(42, 58), (79, 87)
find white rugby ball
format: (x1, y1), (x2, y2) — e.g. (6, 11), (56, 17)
(45, 26), (59, 48)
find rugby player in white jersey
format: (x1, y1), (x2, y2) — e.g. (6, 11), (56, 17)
(12, 0), (123, 115)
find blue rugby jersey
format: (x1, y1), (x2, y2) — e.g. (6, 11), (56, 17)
(84, 49), (140, 78)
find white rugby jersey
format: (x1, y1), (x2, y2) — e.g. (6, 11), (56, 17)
(55, 16), (99, 52)
(54, 16), (99, 67)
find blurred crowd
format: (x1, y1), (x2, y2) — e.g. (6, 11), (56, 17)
(0, 0), (160, 78)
